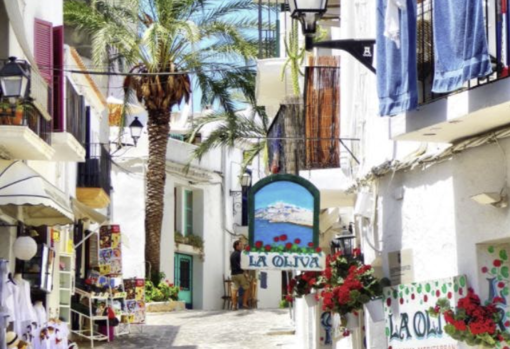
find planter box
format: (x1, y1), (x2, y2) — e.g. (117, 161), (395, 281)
(146, 300), (186, 313)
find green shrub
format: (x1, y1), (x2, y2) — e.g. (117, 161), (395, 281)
(186, 234), (204, 249)
(279, 299), (290, 309)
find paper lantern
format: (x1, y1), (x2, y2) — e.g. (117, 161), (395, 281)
(13, 236), (37, 261)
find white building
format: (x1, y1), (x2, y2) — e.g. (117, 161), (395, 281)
(0, 0), (109, 333)
(110, 107), (279, 310)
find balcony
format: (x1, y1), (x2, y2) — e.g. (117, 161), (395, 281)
(76, 143), (111, 208)
(0, 69), (54, 160)
(166, 138), (221, 173)
(52, 80), (87, 162)
(391, 0), (510, 143)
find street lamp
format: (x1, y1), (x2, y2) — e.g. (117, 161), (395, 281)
(129, 117), (143, 146)
(288, 0), (328, 35)
(289, 0), (376, 73)
(240, 172), (252, 189)
(0, 57), (30, 105)
(330, 226), (355, 257)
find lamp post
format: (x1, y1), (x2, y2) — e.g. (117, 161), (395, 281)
(129, 117), (143, 146)
(231, 171), (252, 225)
(289, 0), (376, 73)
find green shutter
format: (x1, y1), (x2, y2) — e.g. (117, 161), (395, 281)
(184, 190), (193, 236)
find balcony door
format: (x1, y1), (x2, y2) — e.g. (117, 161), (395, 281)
(175, 253), (193, 309)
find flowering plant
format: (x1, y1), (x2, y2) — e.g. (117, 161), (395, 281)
(429, 289), (510, 348)
(244, 235), (322, 254)
(287, 271), (323, 299)
(318, 250), (384, 316)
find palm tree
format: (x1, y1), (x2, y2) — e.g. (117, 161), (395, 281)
(64, 0), (260, 275)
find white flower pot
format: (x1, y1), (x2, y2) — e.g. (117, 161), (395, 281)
(365, 299), (385, 322)
(345, 312), (360, 330)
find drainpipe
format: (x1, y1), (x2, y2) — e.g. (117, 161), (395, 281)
(0, 259), (9, 349)
(221, 147), (228, 277)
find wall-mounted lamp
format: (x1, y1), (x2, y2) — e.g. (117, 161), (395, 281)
(288, 0), (376, 73)
(129, 117), (143, 146)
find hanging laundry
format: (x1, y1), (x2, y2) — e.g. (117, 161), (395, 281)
(377, 0), (418, 116)
(384, 0), (407, 48)
(431, 0), (492, 93)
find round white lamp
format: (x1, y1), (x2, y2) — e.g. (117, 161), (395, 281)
(13, 236), (37, 260)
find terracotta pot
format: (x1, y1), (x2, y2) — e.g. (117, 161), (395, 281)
(13, 108), (23, 125)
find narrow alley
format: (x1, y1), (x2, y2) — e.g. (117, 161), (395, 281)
(79, 309), (297, 349)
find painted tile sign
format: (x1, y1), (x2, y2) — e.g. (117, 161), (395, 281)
(384, 275), (468, 349)
(241, 174), (325, 271)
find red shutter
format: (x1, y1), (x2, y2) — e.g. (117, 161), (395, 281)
(53, 26), (64, 131)
(34, 18), (53, 83)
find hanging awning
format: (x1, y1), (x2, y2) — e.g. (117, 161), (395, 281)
(0, 161), (74, 226)
(71, 198), (107, 225)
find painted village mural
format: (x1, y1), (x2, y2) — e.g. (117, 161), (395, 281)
(253, 180), (314, 249)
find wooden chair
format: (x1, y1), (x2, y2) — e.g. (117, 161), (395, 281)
(221, 275), (233, 310)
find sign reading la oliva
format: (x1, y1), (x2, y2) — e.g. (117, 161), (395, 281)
(384, 275), (468, 349)
(240, 174), (325, 271)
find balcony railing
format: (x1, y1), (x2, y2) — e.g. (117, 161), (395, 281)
(257, 1), (280, 59)
(65, 79), (87, 145)
(0, 103), (52, 145)
(417, 0), (509, 104)
(77, 143), (112, 196)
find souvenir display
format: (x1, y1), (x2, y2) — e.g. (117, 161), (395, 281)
(98, 225), (122, 276)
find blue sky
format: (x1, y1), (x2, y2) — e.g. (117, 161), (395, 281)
(255, 182), (313, 210)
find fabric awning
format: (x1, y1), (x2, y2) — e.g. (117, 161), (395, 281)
(0, 161), (74, 226)
(71, 198), (107, 225)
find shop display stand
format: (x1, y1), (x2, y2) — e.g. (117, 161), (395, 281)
(107, 276), (131, 336)
(70, 288), (110, 349)
(59, 252), (74, 323)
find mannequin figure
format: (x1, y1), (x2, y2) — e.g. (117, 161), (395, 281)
(14, 274), (37, 340)
(33, 302), (46, 328)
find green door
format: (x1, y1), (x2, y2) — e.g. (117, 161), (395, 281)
(175, 253), (193, 309)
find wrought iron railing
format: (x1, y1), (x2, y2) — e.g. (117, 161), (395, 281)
(257, 1), (280, 59)
(77, 143), (112, 196)
(417, 0), (509, 104)
(65, 80), (87, 145)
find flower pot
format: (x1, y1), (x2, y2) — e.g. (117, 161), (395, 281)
(365, 299), (385, 322)
(344, 312), (359, 330)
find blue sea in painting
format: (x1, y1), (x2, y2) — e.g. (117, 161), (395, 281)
(254, 219), (313, 248)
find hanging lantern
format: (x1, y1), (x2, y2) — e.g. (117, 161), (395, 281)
(13, 236), (37, 260)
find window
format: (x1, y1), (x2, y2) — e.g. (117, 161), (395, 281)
(170, 133), (185, 141)
(184, 190), (193, 236)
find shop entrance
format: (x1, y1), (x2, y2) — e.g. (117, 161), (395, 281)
(175, 253), (193, 309)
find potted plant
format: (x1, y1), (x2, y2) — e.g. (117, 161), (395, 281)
(317, 250), (385, 331)
(429, 289), (510, 348)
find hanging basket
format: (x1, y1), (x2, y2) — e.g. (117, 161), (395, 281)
(344, 312), (360, 330)
(365, 299), (385, 322)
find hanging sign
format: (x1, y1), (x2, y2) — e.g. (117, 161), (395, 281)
(241, 174), (325, 271)
(384, 275), (468, 349)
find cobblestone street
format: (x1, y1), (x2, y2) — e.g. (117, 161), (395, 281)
(77, 309), (297, 349)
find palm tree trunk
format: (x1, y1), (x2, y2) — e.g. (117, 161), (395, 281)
(145, 109), (171, 277)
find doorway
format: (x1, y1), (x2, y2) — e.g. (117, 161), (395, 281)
(175, 253), (193, 309)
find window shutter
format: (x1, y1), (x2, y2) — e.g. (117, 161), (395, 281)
(184, 191), (193, 236)
(53, 26), (64, 131)
(34, 19), (53, 83)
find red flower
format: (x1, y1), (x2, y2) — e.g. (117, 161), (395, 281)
(308, 242), (314, 247)
(285, 242), (293, 250)
(280, 234), (287, 241)
(494, 259), (502, 267)
(245, 245), (251, 252)
(285, 294), (294, 303)
(493, 296), (505, 303)
(255, 241), (263, 248)
(498, 282), (505, 289)
(353, 248), (361, 256)
(294, 238), (301, 244)
(315, 247), (322, 253)
(481, 267), (488, 273)
(505, 321), (510, 327)
(274, 236), (280, 242)
(265, 245), (272, 252)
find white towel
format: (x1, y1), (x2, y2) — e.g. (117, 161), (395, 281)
(384, 0), (407, 48)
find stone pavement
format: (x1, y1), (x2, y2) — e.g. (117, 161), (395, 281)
(76, 309), (297, 349)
